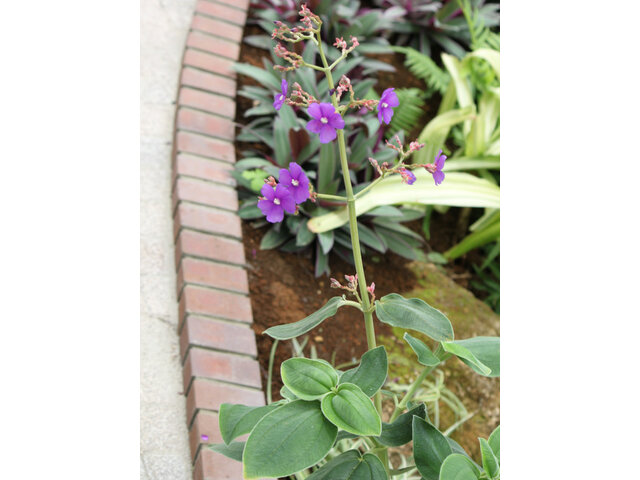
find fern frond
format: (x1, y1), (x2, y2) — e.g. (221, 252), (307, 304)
(392, 46), (449, 95)
(390, 88), (426, 134)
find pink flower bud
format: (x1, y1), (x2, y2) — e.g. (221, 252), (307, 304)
(201, 434), (209, 442)
(367, 282), (375, 294)
(330, 278), (341, 289)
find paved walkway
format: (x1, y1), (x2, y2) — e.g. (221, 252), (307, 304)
(141, 0), (196, 478)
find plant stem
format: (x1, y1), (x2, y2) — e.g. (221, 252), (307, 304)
(316, 193), (347, 201)
(389, 365), (436, 423)
(316, 30), (389, 474)
(266, 339), (279, 404)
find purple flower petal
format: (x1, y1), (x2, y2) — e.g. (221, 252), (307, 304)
(319, 102), (337, 117)
(279, 168), (292, 185)
(319, 124), (338, 143)
(382, 108), (393, 125)
(266, 206), (285, 223)
(307, 102), (322, 119)
(328, 113), (345, 129)
(377, 109), (384, 124)
(435, 150), (447, 170)
(433, 169), (445, 186)
(260, 184), (275, 200)
(291, 185), (309, 204)
(281, 78), (288, 96)
(306, 118), (323, 133)
(257, 198), (273, 216)
(280, 193), (297, 213)
(288, 161), (302, 179)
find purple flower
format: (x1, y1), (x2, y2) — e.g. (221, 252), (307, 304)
(377, 88), (399, 125)
(432, 150), (446, 186)
(306, 102), (345, 143)
(399, 168), (416, 185)
(258, 183), (296, 223)
(273, 79), (288, 111)
(279, 162), (310, 204)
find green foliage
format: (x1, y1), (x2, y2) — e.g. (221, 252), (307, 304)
(339, 346), (388, 397)
(281, 358), (340, 400)
(208, 441), (245, 462)
(263, 296), (349, 340)
(392, 46), (449, 95)
(218, 403), (280, 445)
(306, 450), (387, 480)
(413, 416), (453, 480)
(321, 383), (382, 436)
(446, 336), (500, 377)
(243, 400), (338, 479)
(377, 404), (426, 447)
(375, 293), (454, 342)
(439, 453), (482, 479)
(403, 332), (441, 366)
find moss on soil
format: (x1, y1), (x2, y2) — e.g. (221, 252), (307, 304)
(377, 261), (500, 460)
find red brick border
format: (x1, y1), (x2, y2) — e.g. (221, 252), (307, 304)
(170, 1), (265, 478)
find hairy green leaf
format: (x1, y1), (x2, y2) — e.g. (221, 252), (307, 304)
(377, 404), (426, 447)
(264, 297), (349, 340)
(281, 358), (339, 401)
(321, 383), (382, 436)
(306, 450), (387, 480)
(208, 441), (245, 462)
(439, 453), (482, 480)
(339, 346), (388, 397)
(219, 403), (280, 445)
(413, 416), (453, 480)
(404, 332), (441, 366)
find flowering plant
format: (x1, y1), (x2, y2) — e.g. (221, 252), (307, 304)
(208, 6), (500, 479)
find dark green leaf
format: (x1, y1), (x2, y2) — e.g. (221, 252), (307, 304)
(375, 294), (454, 342)
(441, 342), (491, 376)
(264, 297), (348, 340)
(238, 203), (263, 219)
(339, 346), (388, 397)
(357, 223), (387, 253)
(321, 383), (382, 436)
(232, 63), (281, 90)
(443, 337), (500, 377)
(439, 453), (482, 480)
(404, 332), (441, 366)
(315, 241), (330, 277)
(260, 227), (290, 250)
(413, 416), (452, 480)
(307, 450), (387, 480)
(296, 220), (316, 247)
(377, 404), (426, 447)
(208, 441), (244, 462)
(318, 230), (334, 254)
(281, 358), (339, 401)
(243, 400), (338, 479)
(273, 117), (290, 167)
(218, 403), (280, 445)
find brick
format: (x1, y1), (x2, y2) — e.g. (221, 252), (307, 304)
(183, 348), (262, 393)
(213, 0), (250, 10)
(174, 203), (241, 239)
(189, 411), (223, 462)
(195, 1), (247, 26)
(181, 67), (236, 97)
(174, 153), (235, 186)
(186, 378), (264, 423)
(173, 177), (238, 213)
(194, 448), (243, 480)
(180, 285), (252, 325)
(183, 49), (236, 79)
(176, 131), (234, 163)
(178, 88), (236, 118)
(186, 32), (240, 60)
(177, 257), (248, 295)
(191, 15), (243, 43)
(176, 107), (235, 140)
(179, 316), (257, 360)
(175, 230), (245, 266)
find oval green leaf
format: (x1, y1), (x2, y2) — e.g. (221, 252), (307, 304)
(306, 450), (387, 480)
(321, 383), (382, 436)
(339, 346), (388, 397)
(243, 400), (337, 479)
(264, 297), (348, 340)
(375, 294), (454, 342)
(208, 441), (244, 462)
(281, 358), (339, 400)
(479, 438), (500, 479)
(377, 404), (426, 447)
(218, 403), (280, 445)
(439, 453), (482, 480)
(413, 416), (453, 480)
(404, 332), (441, 366)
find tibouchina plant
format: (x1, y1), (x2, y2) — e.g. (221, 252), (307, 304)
(208, 5), (500, 480)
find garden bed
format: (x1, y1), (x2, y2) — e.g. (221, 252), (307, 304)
(233, 10), (499, 465)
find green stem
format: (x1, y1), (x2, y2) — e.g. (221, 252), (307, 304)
(266, 339), (279, 404)
(316, 193), (347, 201)
(317, 30), (388, 474)
(389, 365), (436, 423)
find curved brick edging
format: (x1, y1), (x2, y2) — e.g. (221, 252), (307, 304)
(170, 1), (266, 479)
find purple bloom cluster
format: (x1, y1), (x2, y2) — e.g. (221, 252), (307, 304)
(399, 168), (416, 185)
(258, 162), (310, 223)
(377, 88), (399, 125)
(306, 102), (345, 143)
(273, 79), (288, 111)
